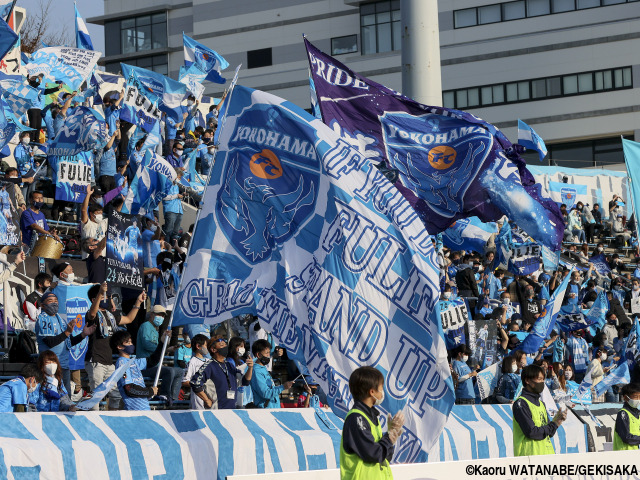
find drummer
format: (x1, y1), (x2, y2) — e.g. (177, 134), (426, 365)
(19, 190), (60, 253)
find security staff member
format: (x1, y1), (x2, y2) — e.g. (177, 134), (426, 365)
(614, 383), (640, 451)
(512, 364), (567, 456)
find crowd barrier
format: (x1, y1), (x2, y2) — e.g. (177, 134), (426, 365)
(0, 404), (591, 479)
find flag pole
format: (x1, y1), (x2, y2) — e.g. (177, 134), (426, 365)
(621, 135), (640, 251)
(153, 65), (242, 388)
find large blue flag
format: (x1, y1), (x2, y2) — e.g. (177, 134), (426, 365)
(48, 106), (109, 157)
(26, 46), (101, 90)
(494, 222), (541, 275)
(52, 283), (93, 371)
(0, 80), (40, 116)
(0, 15), (17, 62)
(623, 318), (640, 374)
(182, 33), (228, 84)
(304, 39), (564, 250)
(442, 216), (497, 254)
(120, 63), (187, 123)
(0, 97), (15, 151)
(173, 85), (454, 462)
(439, 297), (468, 349)
(555, 292), (607, 333)
(517, 269), (572, 354)
(622, 138), (640, 240)
(517, 119), (547, 162)
(121, 72), (161, 133)
(594, 362), (630, 398)
(52, 151), (93, 203)
(589, 253), (611, 275)
(122, 151), (176, 215)
(75, 4), (94, 50)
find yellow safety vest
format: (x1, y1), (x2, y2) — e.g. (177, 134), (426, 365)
(512, 396), (555, 456)
(340, 408), (393, 480)
(613, 407), (640, 451)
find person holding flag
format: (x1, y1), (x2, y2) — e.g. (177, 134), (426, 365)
(614, 383), (640, 451)
(513, 364), (567, 456)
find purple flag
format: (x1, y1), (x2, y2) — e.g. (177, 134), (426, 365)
(304, 39), (564, 250)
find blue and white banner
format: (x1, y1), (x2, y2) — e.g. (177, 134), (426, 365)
(0, 98), (15, 151)
(121, 63), (188, 123)
(623, 318), (640, 374)
(52, 283), (93, 371)
(48, 106), (109, 157)
(589, 253), (611, 275)
(475, 362), (501, 400)
(141, 149), (177, 182)
(0, 409), (343, 480)
(74, 4), (94, 50)
(76, 358), (133, 410)
(0, 15), (17, 62)
(495, 223), (541, 275)
(0, 81), (40, 116)
(517, 269), (572, 354)
(517, 119), (547, 162)
(623, 138), (640, 235)
(173, 85), (454, 462)
(183, 33), (229, 84)
(439, 298), (468, 349)
(53, 152), (92, 203)
(106, 210), (144, 289)
(442, 217), (497, 254)
(548, 181), (588, 211)
(25, 47), (101, 90)
(572, 370), (593, 406)
(585, 291), (608, 335)
(179, 64), (206, 100)
(594, 362), (630, 398)
(122, 80), (161, 133)
(123, 164), (174, 215)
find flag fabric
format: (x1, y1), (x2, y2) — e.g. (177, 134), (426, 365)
(182, 33), (228, 84)
(442, 216), (497, 254)
(179, 64), (206, 100)
(52, 283), (93, 371)
(121, 73), (161, 133)
(548, 181), (588, 211)
(120, 63), (187, 123)
(585, 290), (608, 335)
(26, 47), (101, 90)
(623, 318), (640, 374)
(48, 106), (109, 157)
(0, 80), (40, 116)
(304, 39), (564, 251)
(172, 85), (454, 462)
(517, 119), (547, 162)
(74, 4), (94, 50)
(622, 138), (640, 240)
(123, 165), (174, 215)
(53, 151), (93, 203)
(0, 97), (15, 150)
(308, 73), (321, 119)
(0, 15), (17, 62)
(589, 253), (611, 275)
(76, 358), (134, 410)
(572, 369), (593, 405)
(594, 362), (630, 398)
(439, 298), (468, 349)
(517, 269), (572, 353)
(555, 294), (607, 333)
(476, 362), (501, 400)
(494, 222), (541, 275)
(0, 0), (13, 20)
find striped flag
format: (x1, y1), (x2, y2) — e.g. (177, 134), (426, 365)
(518, 119), (547, 162)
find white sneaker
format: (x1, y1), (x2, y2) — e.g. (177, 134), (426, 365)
(70, 387), (84, 402)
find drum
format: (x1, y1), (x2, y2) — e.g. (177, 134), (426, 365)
(31, 234), (64, 259)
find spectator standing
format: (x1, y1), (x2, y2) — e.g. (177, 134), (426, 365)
(182, 334), (210, 409)
(20, 191), (60, 252)
(250, 338), (292, 408)
(494, 356), (521, 404)
(452, 345), (476, 404)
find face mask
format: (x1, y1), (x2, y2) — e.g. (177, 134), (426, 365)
(529, 381), (545, 394)
(443, 292), (452, 299)
(44, 363), (57, 375)
(63, 273), (75, 283)
(217, 346), (229, 357)
(462, 355), (469, 362)
(564, 371), (572, 380)
(42, 303), (59, 316)
(597, 247), (603, 252)
(122, 344), (135, 355)
(199, 347), (208, 357)
(237, 347), (246, 357)
(609, 318), (617, 325)
(33, 201), (44, 209)
(153, 316), (164, 327)
(28, 382), (37, 393)
(627, 398), (640, 409)
(601, 353), (607, 361)
(21, 138), (29, 145)
(503, 299), (511, 305)
(511, 364), (518, 373)
(258, 355), (271, 365)
(208, 147), (215, 154)
(94, 214), (103, 223)
(150, 225), (157, 232)
(187, 100), (194, 106)
(175, 149), (183, 156)
(634, 286), (640, 292)
(373, 389), (384, 406)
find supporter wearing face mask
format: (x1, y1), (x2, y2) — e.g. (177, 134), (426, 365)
(4, 167), (28, 210)
(136, 309), (166, 359)
(0, 364), (43, 412)
(189, 336), (254, 410)
(440, 285), (454, 302)
(182, 334), (211, 408)
(20, 190), (60, 252)
(249, 339), (292, 409)
(500, 292), (514, 321)
(566, 330), (590, 383)
(624, 278), (640, 314)
(167, 141), (186, 170)
(452, 345), (476, 404)
(226, 336), (254, 407)
(51, 262), (79, 286)
(564, 271), (582, 306)
(32, 350), (76, 412)
(81, 186), (108, 259)
(455, 254), (480, 311)
(588, 348), (612, 403)
(494, 356), (522, 404)
(614, 383), (640, 451)
(513, 365), (567, 456)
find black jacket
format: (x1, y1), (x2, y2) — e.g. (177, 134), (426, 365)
(342, 400), (394, 465)
(513, 389), (558, 440)
(455, 266), (479, 297)
(615, 403), (640, 446)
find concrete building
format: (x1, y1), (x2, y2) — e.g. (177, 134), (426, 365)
(88, 0), (640, 168)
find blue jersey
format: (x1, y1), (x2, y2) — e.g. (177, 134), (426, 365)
(174, 345), (192, 366)
(183, 323), (210, 339)
(33, 376), (68, 412)
(116, 356), (149, 411)
(14, 143), (34, 176)
(0, 377), (28, 412)
(452, 360), (475, 400)
(35, 312), (69, 369)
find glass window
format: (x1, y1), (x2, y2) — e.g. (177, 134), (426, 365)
(527, 0), (551, 16)
(531, 79), (546, 98)
(478, 5), (501, 24)
(152, 23), (167, 50)
(136, 15), (151, 26)
(563, 75), (578, 94)
(467, 88), (480, 106)
(116, 13), (166, 55)
(152, 13), (166, 23)
(551, 0), (575, 12)
(360, 1), (399, 53)
(576, 0), (600, 8)
(502, 1), (526, 19)
(481, 86), (493, 105)
(602, 0), (625, 4)
(517, 81), (530, 100)
(247, 47), (272, 69)
(443, 91), (455, 108)
(549, 141), (593, 168)
(454, 8), (477, 28)
(104, 21), (121, 57)
(456, 90), (468, 108)
(578, 73), (593, 92)
(613, 68), (626, 88)
(546, 77), (562, 96)
(135, 24), (152, 51)
(362, 25), (377, 54)
(492, 85), (505, 103)
(506, 83), (518, 102)
(121, 24), (136, 54)
(392, 20), (401, 50)
(377, 22), (392, 52)
(623, 67), (632, 87)
(332, 35), (358, 55)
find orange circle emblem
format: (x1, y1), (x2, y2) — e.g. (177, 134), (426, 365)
(428, 146), (457, 170)
(250, 149), (283, 179)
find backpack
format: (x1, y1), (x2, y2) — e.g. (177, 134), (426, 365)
(9, 331), (37, 363)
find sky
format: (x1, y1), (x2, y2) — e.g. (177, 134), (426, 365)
(17, 0), (105, 52)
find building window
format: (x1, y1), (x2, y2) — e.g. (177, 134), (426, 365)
(247, 48), (272, 69)
(546, 137), (624, 168)
(331, 35), (358, 55)
(454, 0), (635, 28)
(104, 12), (167, 56)
(360, 0), (401, 55)
(104, 54), (168, 75)
(442, 66), (632, 109)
